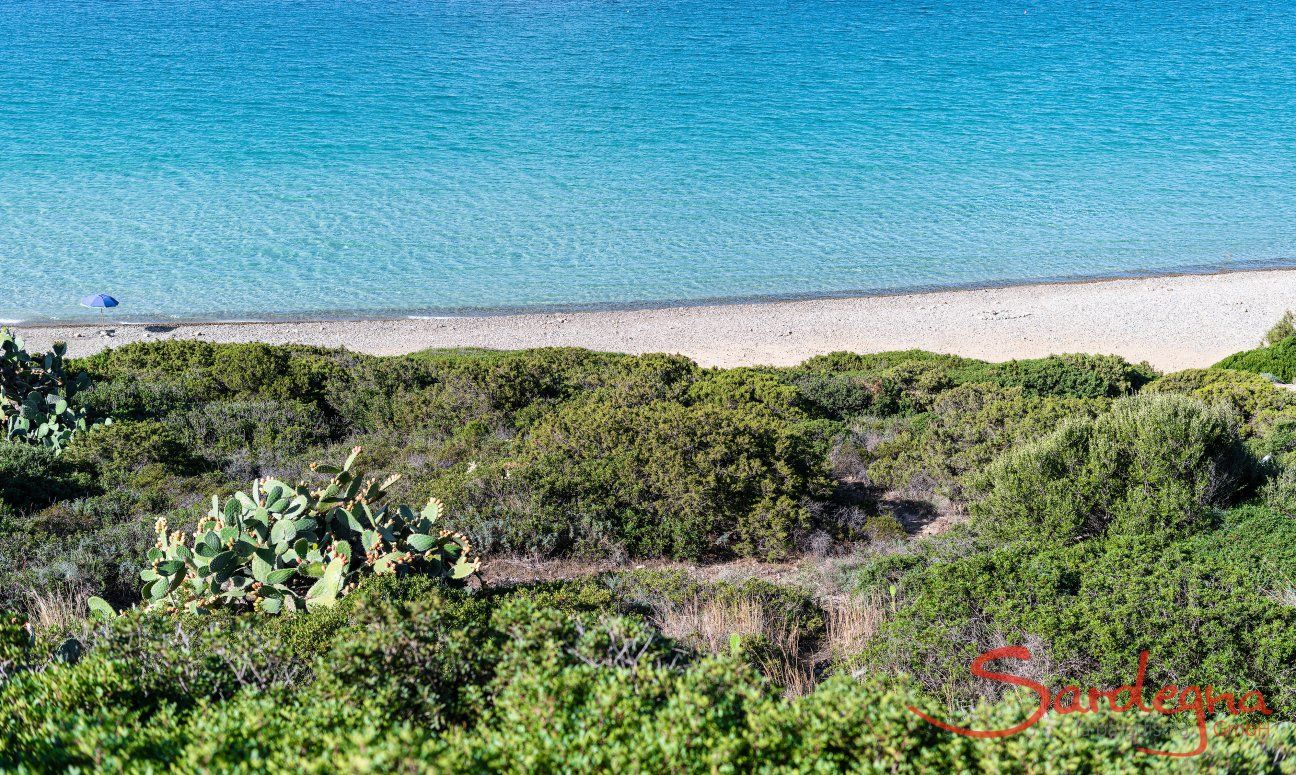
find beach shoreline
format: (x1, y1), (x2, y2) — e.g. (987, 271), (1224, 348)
(12, 267), (1292, 371)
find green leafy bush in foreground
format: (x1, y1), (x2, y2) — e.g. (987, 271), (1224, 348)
(1, 577), (1290, 773)
(143, 448), (478, 614)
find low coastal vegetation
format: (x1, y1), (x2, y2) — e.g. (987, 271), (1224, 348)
(3, 326), (1296, 770)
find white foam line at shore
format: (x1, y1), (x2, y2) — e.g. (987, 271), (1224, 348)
(407, 315), (466, 320)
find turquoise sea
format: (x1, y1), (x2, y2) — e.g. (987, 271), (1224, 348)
(2, 0), (1294, 322)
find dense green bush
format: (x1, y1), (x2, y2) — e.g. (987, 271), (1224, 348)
(62, 420), (203, 486)
(1215, 337), (1296, 382)
(786, 350), (968, 417)
(1144, 368), (1296, 435)
(500, 398), (834, 560)
(797, 349), (971, 375)
(956, 353), (1157, 399)
(971, 394), (1255, 543)
(787, 371), (877, 420)
(79, 340), (340, 402)
(796, 350), (1152, 402)
(0, 443), (89, 512)
(175, 398), (331, 470)
(686, 368), (808, 419)
(319, 590), (497, 727)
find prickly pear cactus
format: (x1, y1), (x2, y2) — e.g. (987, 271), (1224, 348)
(0, 328), (103, 452)
(142, 447), (479, 614)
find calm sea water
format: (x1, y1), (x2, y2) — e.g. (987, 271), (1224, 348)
(2, 0), (1295, 322)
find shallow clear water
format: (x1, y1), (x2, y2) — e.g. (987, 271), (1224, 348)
(2, 0), (1295, 322)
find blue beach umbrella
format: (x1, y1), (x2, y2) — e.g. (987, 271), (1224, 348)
(80, 293), (119, 322)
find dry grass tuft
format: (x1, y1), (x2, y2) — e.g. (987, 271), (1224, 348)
(648, 591), (888, 698)
(652, 596), (818, 695)
(652, 596), (769, 653)
(824, 592), (887, 661)
(25, 584), (90, 631)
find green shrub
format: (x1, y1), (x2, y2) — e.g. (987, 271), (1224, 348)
(1144, 368), (1296, 432)
(1215, 337), (1296, 382)
(797, 350), (970, 375)
(1262, 464), (1296, 516)
(79, 340), (346, 411)
(93, 612), (316, 704)
(858, 506), (1296, 717)
(413, 347), (669, 415)
(788, 372), (878, 420)
(971, 394), (1255, 543)
(871, 361), (958, 415)
(77, 339), (221, 375)
(62, 420), (203, 486)
(320, 590), (496, 728)
(789, 350), (977, 417)
(210, 343), (294, 395)
(175, 399), (332, 468)
(1265, 311), (1296, 346)
(862, 514), (907, 541)
(686, 368), (807, 419)
(793, 351), (1152, 406)
(318, 355), (446, 433)
(504, 399), (834, 560)
(956, 353), (1156, 399)
(0, 443), (89, 512)
(0, 656), (178, 770)
(75, 373), (218, 422)
(0, 610), (31, 677)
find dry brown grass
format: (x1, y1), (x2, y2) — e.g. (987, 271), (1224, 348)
(25, 584), (89, 631)
(652, 596), (769, 653)
(653, 596), (818, 696)
(824, 592), (888, 662)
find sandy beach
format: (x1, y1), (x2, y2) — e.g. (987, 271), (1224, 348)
(12, 268), (1294, 371)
